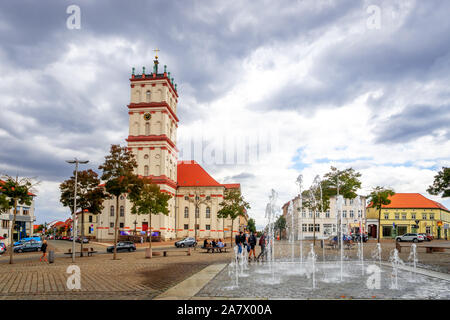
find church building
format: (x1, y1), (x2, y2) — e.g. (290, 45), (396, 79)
(95, 54), (247, 241)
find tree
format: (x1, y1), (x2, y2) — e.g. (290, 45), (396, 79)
(0, 175), (38, 264)
(247, 218), (256, 233)
(274, 215), (286, 239)
(368, 186), (395, 243)
(129, 181), (171, 258)
(427, 167), (450, 198)
(98, 144), (142, 260)
(60, 169), (107, 256)
(218, 188), (251, 248)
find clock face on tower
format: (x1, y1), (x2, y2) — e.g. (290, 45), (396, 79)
(143, 112), (151, 121)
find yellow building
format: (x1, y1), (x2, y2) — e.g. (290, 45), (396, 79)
(366, 193), (450, 240)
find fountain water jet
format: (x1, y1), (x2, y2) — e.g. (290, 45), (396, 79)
(408, 244), (418, 282)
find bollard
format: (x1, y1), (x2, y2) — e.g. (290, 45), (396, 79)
(145, 248), (152, 259)
(48, 250), (55, 264)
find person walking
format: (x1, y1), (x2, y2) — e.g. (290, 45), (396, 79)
(257, 232), (266, 261)
(248, 231), (257, 261)
(235, 231), (244, 255)
(40, 240), (48, 262)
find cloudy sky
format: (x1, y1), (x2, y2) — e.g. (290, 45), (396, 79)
(1, 0), (449, 228)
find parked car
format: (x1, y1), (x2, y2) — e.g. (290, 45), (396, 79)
(0, 243), (6, 255)
(419, 233), (433, 241)
(13, 237), (41, 246)
(75, 237), (89, 244)
(107, 241), (136, 253)
(395, 233), (424, 243)
(14, 242), (42, 253)
(175, 237), (197, 248)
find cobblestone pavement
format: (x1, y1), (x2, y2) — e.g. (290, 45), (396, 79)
(0, 246), (233, 300)
(0, 240), (448, 300)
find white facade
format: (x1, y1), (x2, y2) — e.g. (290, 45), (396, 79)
(284, 195), (367, 240)
(0, 199), (36, 245)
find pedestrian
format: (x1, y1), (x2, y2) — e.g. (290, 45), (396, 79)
(257, 232), (266, 261)
(40, 240), (48, 262)
(248, 231), (257, 261)
(235, 231), (244, 254)
(140, 236), (144, 244)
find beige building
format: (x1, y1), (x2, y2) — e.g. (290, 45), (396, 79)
(96, 56), (244, 241)
(283, 195), (367, 240)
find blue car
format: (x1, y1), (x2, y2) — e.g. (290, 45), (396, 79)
(13, 237), (41, 246)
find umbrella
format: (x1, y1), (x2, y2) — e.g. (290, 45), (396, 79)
(0, 236), (5, 240)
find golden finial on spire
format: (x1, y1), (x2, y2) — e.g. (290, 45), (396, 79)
(153, 48), (160, 59)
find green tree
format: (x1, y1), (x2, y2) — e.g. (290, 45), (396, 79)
(274, 215), (287, 239)
(129, 181), (172, 258)
(218, 188), (250, 248)
(321, 166), (362, 210)
(99, 144), (142, 260)
(60, 169), (107, 256)
(368, 186), (395, 243)
(0, 175), (38, 264)
(247, 218), (256, 233)
(427, 167), (450, 198)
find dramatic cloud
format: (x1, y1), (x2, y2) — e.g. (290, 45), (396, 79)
(0, 0), (449, 227)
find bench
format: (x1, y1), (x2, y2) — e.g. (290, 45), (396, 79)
(64, 248), (97, 257)
(160, 248), (191, 257)
(201, 246), (228, 253)
(425, 246), (450, 253)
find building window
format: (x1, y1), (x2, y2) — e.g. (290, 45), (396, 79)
(23, 209), (29, 215)
(110, 222), (114, 228)
(184, 207), (189, 218)
(395, 213), (399, 220)
(309, 211), (313, 218)
(110, 206), (114, 217)
(422, 214), (427, 220)
(316, 211), (320, 218)
(358, 210), (362, 218)
(350, 199), (354, 205)
(315, 224), (320, 232)
(206, 196), (211, 200)
(89, 216), (93, 223)
(411, 213), (416, 219)
(308, 224), (314, 232)
(382, 226), (392, 237)
(402, 214), (406, 220)
(144, 165), (149, 176)
(206, 207), (211, 218)
(146, 90), (151, 103)
(350, 210), (354, 218)
(426, 226), (431, 234)
(195, 224), (199, 230)
(195, 207), (199, 218)
(195, 196), (200, 200)
(120, 206), (124, 217)
(145, 122), (150, 135)
(302, 224), (307, 232)
(302, 210), (306, 218)
(326, 210), (330, 218)
(342, 210), (347, 218)
(119, 223), (124, 228)
(184, 196), (189, 200)
(184, 224), (188, 230)
(384, 214), (389, 220)
(2, 221), (8, 228)
(206, 225), (210, 230)
(430, 214), (434, 220)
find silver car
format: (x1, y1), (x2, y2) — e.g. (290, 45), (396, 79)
(395, 233), (424, 243)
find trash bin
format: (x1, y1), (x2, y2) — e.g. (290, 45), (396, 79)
(48, 250), (55, 264)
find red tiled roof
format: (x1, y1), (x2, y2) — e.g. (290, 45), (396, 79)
(223, 183), (240, 189)
(368, 193), (449, 212)
(177, 161), (223, 187)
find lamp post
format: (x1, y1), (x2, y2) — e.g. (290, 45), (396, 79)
(66, 158), (89, 263)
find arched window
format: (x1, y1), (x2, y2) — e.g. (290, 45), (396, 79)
(184, 207), (189, 218)
(110, 206), (114, 217)
(120, 206), (124, 217)
(206, 207), (211, 218)
(145, 122), (150, 135)
(144, 165), (149, 176)
(195, 207), (199, 218)
(146, 90), (151, 103)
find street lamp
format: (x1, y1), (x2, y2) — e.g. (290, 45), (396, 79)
(66, 158), (89, 263)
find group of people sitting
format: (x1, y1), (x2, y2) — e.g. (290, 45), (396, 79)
(202, 238), (226, 252)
